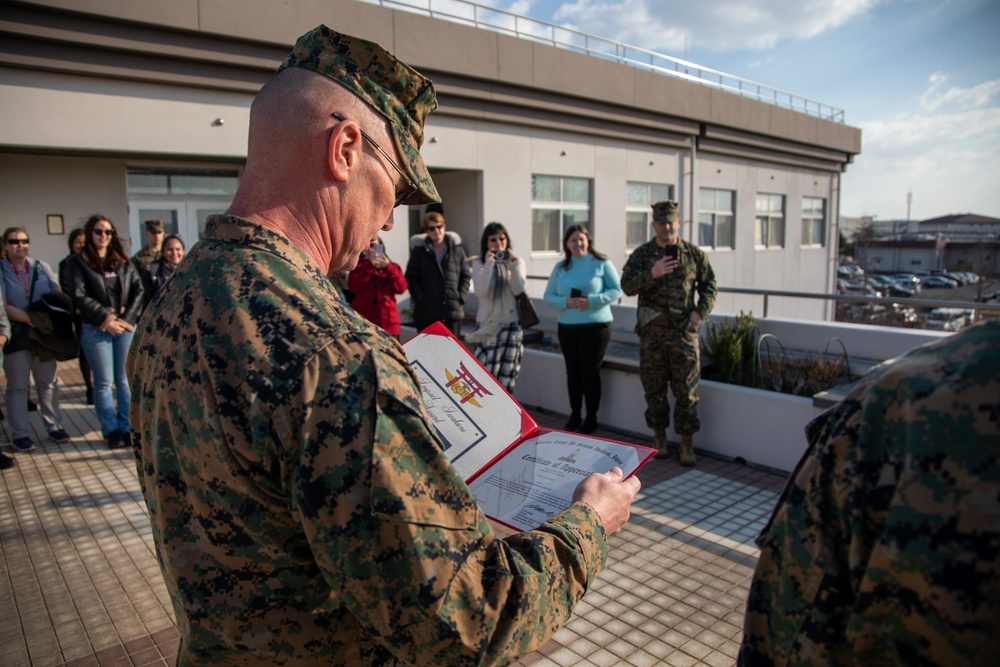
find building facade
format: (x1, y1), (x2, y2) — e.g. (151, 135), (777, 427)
(0, 0), (861, 319)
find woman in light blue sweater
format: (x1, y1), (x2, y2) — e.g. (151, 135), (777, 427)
(544, 224), (622, 433)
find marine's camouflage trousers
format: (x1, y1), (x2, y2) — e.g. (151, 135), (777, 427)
(639, 323), (701, 435)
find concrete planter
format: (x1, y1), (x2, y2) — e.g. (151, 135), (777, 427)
(515, 346), (822, 473)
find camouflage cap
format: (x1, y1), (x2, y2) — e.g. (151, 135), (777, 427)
(145, 219), (164, 233)
(278, 25), (440, 205)
(652, 200), (679, 223)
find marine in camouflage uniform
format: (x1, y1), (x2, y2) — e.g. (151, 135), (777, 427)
(620, 200), (716, 464)
(131, 219), (164, 273)
(129, 25), (633, 667)
(739, 320), (1000, 666)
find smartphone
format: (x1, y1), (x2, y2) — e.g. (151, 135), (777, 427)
(664, 245), (679, 261)
(370, 243), (385, 259)
(570, 288), (583, 298)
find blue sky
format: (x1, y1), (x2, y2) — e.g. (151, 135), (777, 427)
(402, 0), (1000, 220)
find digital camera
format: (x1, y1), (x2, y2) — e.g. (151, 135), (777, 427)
(493, 249), (509, 261)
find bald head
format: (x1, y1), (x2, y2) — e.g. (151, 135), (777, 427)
(227, 67), (402, 273)
(246, 68), (389, 188)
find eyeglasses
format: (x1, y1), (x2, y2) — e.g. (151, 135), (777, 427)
(332, 112), (417, 207)
(5, 239), (28, 245)
(425, 224), (444, 232)
(93, 229), (114, 236)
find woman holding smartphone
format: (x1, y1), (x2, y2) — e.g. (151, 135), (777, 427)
(543, 225), (622, 434)
(348, 236), (407, 339)
(467, 222), (527, 391)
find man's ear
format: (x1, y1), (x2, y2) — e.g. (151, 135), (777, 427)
(327, 121), (362, 184)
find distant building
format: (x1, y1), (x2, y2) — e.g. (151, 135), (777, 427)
(917, 214), (1000, 240)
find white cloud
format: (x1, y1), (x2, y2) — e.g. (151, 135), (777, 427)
(843, 107), (1000, 217)
(546, 0), (878, 52)
(919, 71), (1000, 112)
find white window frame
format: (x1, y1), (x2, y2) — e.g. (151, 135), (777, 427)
(698, 188), (735, 249)
(755, 193), (785, 248)
(531, 175), (592, 252)
(625, 182), (674, 250)
(801, 196), (826, 246)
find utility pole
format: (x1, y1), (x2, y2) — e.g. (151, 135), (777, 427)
(906, 190), (912, 232)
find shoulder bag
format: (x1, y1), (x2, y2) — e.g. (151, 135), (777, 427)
(515, 292), (539, 329)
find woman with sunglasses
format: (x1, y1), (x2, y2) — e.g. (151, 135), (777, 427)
(466, 222), (527, 391)
(67, 215), (144, 449)
(1, 227), (72, 452)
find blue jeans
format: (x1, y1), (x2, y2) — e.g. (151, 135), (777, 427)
(80, 323), (133, 438)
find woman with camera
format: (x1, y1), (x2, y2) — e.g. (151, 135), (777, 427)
(467, 222), (527, 392)
(347, 236), (407, 339)
(543, 224), (622, 434)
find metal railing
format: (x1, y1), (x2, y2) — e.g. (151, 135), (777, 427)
(523, 277), (1000, 323)
(719, 287), (1000, 322)
(362, 0), (846, 122)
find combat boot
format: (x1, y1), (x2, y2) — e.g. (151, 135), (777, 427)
(679, 434), (697, 466)
(653, 430), (669, 459)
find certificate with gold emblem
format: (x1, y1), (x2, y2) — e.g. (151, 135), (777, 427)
(405, 323), (654, 530)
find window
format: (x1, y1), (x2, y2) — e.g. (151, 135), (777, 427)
(127, 168), (239, 196)
(698, 188), (735, 249)
(801, 197), (826, 246)
(626, 182), (674, 249)
(755, 193), (785, 248)
(531, 175), (592, 251)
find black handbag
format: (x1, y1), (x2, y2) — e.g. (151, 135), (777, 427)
(515, 292), (539, 329)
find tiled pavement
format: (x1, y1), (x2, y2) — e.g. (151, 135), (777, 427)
(1, 363), (790, 666)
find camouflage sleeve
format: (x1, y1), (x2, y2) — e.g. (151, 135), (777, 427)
(740, 322), (1000, 666)
(694, 250), (716, 319)
(620, 244), (655, 296)
(279, 340), (607, 667)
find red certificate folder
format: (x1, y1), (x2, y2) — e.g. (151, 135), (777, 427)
(404, 322), (655, 531)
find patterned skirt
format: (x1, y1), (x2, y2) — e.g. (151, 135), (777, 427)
(474, 322), (524, 392)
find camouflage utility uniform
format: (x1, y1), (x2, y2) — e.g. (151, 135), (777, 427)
(620, 238), (716, 436)
(131, 244), (160, 274)
(129, 215), (609, 666)
(740, 320), (1000, 666)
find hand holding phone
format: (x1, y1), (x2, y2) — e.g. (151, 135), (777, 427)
(570, 288), (583, 298)
(664, 245), (679, 261)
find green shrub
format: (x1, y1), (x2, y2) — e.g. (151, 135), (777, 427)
(701, 312), (851, 397)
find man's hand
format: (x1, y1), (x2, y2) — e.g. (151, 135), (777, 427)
(651, 256), (678, 279)
(573, 467), (641, 536)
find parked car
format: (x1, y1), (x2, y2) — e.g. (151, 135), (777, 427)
(921, 276), (959, 289)
(837, 265), (864, 280)
(943, 272), (968, 286)
(867, 275), (916, 297)
(891, 273), (923, 291)
(924, 308), (966, 331)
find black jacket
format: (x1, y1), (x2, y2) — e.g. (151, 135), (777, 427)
(67, 253), (145, 327)
(405, 232), (471, 324)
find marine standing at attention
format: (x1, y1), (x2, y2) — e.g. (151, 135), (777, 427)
(128, 25), (640, 666)
(621, 200), (716, 465)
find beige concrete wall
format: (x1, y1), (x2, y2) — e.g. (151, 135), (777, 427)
(0, 154), (131, 267)
(0, 68), (251, 157)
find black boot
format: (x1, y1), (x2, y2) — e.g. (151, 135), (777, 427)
(578, 415), (598, 435)
(564, 413), (582, 431)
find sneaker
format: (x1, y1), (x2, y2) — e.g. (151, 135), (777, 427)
(12, 437), (36, 453)
(0, 452), (15, 469)
(49, 429), (71, 444)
